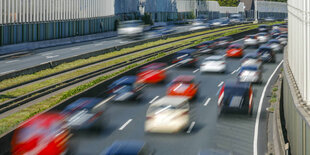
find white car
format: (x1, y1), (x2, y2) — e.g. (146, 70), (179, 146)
(267, 39), (283, 53)
(200, 56), (226, 73)
(145, 96), (190, 133)
(257, 32), (270, 44)
(276, 35), (288, 45)
(241, 58), (262, 69)
(244, 35), (259, 48)
(118, 20), (144, 37)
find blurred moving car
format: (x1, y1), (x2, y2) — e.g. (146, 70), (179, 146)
(256, 32), (270, 44)
(241, 53), (263, 68)
(193, 41), (216, 54)
(102, 140), (154, 155)
(167, 75), (199, 100)
(226, 44), (244, 58)
(272, 24), (281, 30)
(218, 80), (254, 115)
(62, 98), (106, 132)
(11, 113), (70, 155)
(256, 46), (276, 63)
(108, 76), (142, 102)
(200, 56), (226, 73)
(214, 36), (233, 49)
(118, 20), (144, 38)
(279, 24), (288, 33)
(229, 14), (242, 23)
(150, 26), (176, 37)
(276, 34), (288, 45)
(137, 63), (167, 84)
(267, 39), (283, 53)
(210, 18), (230, 27)
(238, 65), (263, 83)
(244, 35), (259, 48)
(264, 17), (275, 22)
(172, 49), (199, 67)
(190, 19), (210, 31)
(145, 96), (190, 133)
(258, 25), (269, 32)
(270, 29), (281, 39)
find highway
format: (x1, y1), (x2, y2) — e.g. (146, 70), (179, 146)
(69, 38), (284, 155)
(0, 25), (193, 75)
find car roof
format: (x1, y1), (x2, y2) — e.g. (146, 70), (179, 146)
(241, 65), (259, 71)
(205, 55), (224, 61)
(152, 96), (189, 107)
(224, 80), (251, 90)
(176, 48), (197, 54)
(268, 39), (280, 43)
(243, 52), (258, 58)
(110, 76), (137, 88)
(104, 140), (145, 155)
(258, 46), (272, 50)
(228, 44), (242, 48)
(172, 75), (195, 83)
(63, 98), (103, 112)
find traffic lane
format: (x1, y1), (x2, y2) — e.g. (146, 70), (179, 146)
(69, 47), (258, 154)
(0, 24), (193, 74)
(215, 53), (284, 155)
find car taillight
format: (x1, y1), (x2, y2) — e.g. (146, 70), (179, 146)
(88, 112), (103, 123)
(221, 62), (226, 65)
(180, 111), (189, 116)
(146, 116), (153, 120)
(172, 60), (179, 63)
(255, 36), (258, 39)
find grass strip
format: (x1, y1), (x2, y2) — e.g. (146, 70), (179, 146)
(0, 24), (252, 90)
(0, 26), (253, 103)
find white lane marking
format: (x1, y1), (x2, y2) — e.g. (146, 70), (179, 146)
(93, 95), (115, 109)
(120, 41), (129, 44)
(232, 38), (244, 43)
(46, 55), (59, 59)
(193, 69), (200, 73)
(187, 122), (196, 134)
(231, 67), (241, 74)
(71, 47), (80, 50)
(119, 119), (133, 131)
(6, 60), (19, 63)
(41, 52), (53, 56)
(163, 63), (178, 71)
(204, 98), (211, 106)
(149, 96), (160, 104)
(217, 81), (224, 87)
(253, 60), (283, 155)
(0, 70), (16, 75)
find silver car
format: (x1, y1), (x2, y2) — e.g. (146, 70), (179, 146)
(257, 32), (270, 44)
(244, 35), (259, 48)
(238, 66), (262, 83)
(267, 39), (283, 53)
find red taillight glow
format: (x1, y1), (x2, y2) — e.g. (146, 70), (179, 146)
(146, 116), (153, 120)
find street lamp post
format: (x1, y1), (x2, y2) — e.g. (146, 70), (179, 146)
(254, 0), (258, 23)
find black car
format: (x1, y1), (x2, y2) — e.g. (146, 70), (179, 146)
(102, 140), (154, 155)
(218, 80), (254, 115)
(193, 40), (216, 54)
(258, 24), (270, 32)
(108, 76), (142, 102)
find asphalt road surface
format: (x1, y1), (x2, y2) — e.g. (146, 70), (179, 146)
(69, 38), (284, 155)
(0, 25), (193, 75)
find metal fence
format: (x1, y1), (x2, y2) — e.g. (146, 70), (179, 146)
(0, 16), (116, 46)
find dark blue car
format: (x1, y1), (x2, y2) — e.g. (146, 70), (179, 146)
(172, 49), (199, 67)
(193, 41), (216, 54)
(256, 46), (276, 63)
(108, 76), (142, 102)
(102, 140), (153, 155)
(63, 98), (106, 132)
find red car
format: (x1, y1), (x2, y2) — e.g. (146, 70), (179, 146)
(167, 75), (199, 100)
(226, 44), (244, 58)
(137, 63), (167, 84)
(11, 113), (71, 155)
